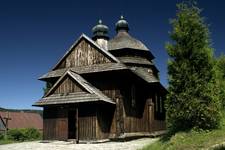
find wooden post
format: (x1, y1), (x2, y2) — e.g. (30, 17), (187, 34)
(3, 112), (11, 136)
(76, 108), (79, 143)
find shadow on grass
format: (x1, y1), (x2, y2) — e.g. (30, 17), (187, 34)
(159, 128), (192, 143)
(213, 146), (225, 150)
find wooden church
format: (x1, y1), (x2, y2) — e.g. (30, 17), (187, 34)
(33, 16), (167, 142)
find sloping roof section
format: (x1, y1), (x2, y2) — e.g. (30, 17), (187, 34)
(130, 67), (159, 83)
(34, 70), (115, 106)
(52, 34), (120, 70)
(0, 111), (42, 130)
(108, 31), (149, 51)
(118, 56), (153, 65)
(39, 63), (127, 81)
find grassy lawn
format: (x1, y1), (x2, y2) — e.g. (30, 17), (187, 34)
(143, 114), (225, 150)
(0, 138), (15, 145)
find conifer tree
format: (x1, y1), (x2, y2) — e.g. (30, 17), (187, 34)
(215, 54), (225, 108)
(165, 1), (221, 131)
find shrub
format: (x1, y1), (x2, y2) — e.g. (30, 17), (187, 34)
(7, 129), (26, 141)
(24, 128), (41, 140)
(0, 133), (4, 140)
(7, 128), (41, 141)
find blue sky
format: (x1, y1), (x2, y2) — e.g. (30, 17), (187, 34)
(0, 0), (224, 109)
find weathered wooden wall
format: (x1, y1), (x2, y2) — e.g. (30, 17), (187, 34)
(122, 83), (148, 133)
(52, 76), (85, 94)
(78, 104), (96, 140)
(43, 71), (166, 141)
(83, 72), (124, 137)
(96, 104), (115, 139)
(56, 39), (111, 70)
(43, 106), (68, 140)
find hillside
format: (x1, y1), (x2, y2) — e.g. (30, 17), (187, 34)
(0, 107), (43, 117)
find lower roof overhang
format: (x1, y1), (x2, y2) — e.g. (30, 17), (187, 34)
(33, 93), (116, 107)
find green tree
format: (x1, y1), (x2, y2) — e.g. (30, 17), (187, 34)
(165, 1), (221, 132)
(215, 54), (225, 108)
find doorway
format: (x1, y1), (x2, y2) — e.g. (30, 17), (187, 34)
(68, 110), (76, 139)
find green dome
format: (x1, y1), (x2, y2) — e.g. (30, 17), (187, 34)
(115, 16), (129, 32)
(92, 20), (109, 40)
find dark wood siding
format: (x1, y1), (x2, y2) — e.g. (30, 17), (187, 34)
(42, 70), (166, 141)
(43, 106), (68, 140)
(122, 84), (149, 133)
(56, 39), (112, 69)
(53, 76), (85, 94)
(78, 104), (96, 140)
(96, 104), (115, 139)
(83, 72), (124, 137)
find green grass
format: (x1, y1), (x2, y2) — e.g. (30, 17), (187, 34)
(0, 139), (15, 145)
(143, 113), (225, 150)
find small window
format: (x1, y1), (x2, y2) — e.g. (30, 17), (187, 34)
(154, 94), (166, 120)
(159, 96), (163, 113)
(155, 94), (158, 112)
(131, 85), (136, 107)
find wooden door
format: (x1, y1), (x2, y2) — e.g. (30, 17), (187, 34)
(56, 119), (68, 140)
(68, 110), (76, 139)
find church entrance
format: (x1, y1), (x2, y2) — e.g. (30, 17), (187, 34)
(68, 110), (76, 139)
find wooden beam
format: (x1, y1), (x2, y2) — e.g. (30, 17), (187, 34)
(76, 107), (79, 143)
(3, 111), (11, 136)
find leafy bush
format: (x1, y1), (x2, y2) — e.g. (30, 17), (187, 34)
(7, 129), (25, 141)
(24, 128), (41, 140)
(7, 128), (41, 141)
(0, 133), (4, 140)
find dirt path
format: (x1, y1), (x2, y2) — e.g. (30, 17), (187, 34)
(0, 138), (157, 150)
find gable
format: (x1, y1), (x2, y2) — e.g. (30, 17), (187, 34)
(54, 36), (117, 70)
(34, 70), (115, 106)
(51, 75), (87, 95)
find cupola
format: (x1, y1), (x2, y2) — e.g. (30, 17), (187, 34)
(108, 16), (149, 52)
(115, 16), (129, 33)
(92, 20), (109, 50)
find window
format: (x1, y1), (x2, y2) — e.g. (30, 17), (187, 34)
(159, 96), (163, 113)
(155, 94), (158, 112)
(131, 85), (136, 107)
(154, 93), (165, 120)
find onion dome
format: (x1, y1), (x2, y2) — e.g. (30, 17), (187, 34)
(115, 16), (129, 32)
(108, 16), (149, 51)
(92, 20), (109, 40)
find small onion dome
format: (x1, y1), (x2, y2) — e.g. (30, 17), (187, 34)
(92, 20), (109, 40)
(115, 16), (129, 32)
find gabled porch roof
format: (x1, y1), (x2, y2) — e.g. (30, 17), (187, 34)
(33, 70), (115, 106)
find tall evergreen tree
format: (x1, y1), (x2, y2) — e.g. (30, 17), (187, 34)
(215, 54), (225, 108)
(165, 1), (221, 131)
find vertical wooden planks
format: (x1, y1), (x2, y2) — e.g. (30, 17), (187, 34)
(54, 39), (112, 70)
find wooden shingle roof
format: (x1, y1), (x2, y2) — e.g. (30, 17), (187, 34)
(34, 70), (115, 106)
(108, 31), (149, 51)
(130, 67), (159, 83)
(39, 63), (127, 81)
(0, 111), (42, 130)
(118, 56), (153, 65)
